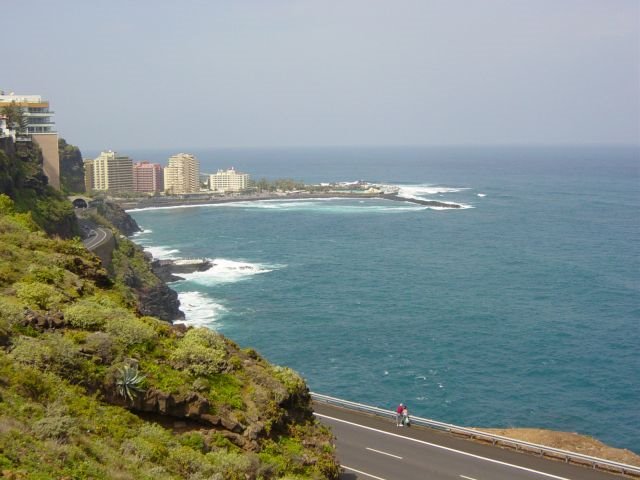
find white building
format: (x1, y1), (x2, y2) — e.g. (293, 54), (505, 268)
(0, 115), (15, 141)
(0, 92), (60, 188)
(209, 168), (250, 193)
(164, 153), (200, 194)
(92, 150), (134, 193)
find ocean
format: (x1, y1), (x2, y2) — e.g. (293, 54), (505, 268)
(125, 145), (639, 452)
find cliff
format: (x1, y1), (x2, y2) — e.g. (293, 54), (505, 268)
(0, 138), (341, 478)
(58, 138), (85, 193)
(97, 200), (141, 236)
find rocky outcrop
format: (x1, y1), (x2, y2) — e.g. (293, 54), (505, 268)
(21, 309), (67, 330)
(58, 138), (85, 193)
(151, 259), (212, 282)
(97, 201), (141, 236)
(136, 283), (185, 321)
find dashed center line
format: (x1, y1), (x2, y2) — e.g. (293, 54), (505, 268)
(366, 447), (403, 459)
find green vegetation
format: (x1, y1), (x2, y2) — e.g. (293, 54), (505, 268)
(0, 137), (339, 479)
(58, 137), (86, 193)
(0, 141), (78, 237)
(0, 102), (28, 135)
(253, 178), (306, 192)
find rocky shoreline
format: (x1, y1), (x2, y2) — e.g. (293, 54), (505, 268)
(151, 258), (212, 283)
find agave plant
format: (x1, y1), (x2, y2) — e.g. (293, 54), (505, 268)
(115, 364), (146, 402)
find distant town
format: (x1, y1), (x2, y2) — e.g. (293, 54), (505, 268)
(1, 91), (460, 210)
(0, 91), (375, 198)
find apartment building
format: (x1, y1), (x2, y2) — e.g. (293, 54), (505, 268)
(209, 168), (250, 193)
(164, 153), (200, 194)
(83, 159), (95, 193)
(91, 150), (134, 193)
(0, 92), (60, 189)
(133, 161), (164, 193)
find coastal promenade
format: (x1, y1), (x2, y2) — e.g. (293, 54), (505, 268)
(313, 402), (630, 480)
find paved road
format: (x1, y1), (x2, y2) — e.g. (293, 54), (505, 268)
(82, 226), (111, 251)
(313, 403), (623, 480)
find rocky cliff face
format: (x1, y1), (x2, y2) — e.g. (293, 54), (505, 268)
(97, 201), (141, 236)
(135, 281), (185, 321)
(58, 138), (85, 193)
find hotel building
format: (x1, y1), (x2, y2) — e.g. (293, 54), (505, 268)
(209, 168), (250, 193)
(91, 151), (134, 193)
(0, 92), (60, 189)
(133, 161), (164, 193)
(164, 153), (200, 194)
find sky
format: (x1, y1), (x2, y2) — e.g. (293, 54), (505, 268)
(3, 0), (639, 150)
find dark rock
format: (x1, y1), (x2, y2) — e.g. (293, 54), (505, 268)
(97, 201), (141, 236)
(151, 259), (212, 283)
(22, 309), (67, 330)
(136, 283), (184, 321)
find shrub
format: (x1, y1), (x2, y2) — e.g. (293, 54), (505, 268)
(0, 297), (22, 325)
(271, 366), (306, 395)
(63, 298), (131, 330)
(10, 333), (81, 377)
(14, 281), (65, 310)
(205, 449), (260, 479)
(25, 265), (66, 285)
(0, 193), (14, 215)
(31, 403), (78, 443)
(170, 328), (227, 377)
(84, 332), (115, 363)
(104, 317), (156, 348)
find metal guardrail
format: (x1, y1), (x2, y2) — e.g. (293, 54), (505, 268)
(311, 392), (640, 477)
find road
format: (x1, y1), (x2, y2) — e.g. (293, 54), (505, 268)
(82, 226), (111, 251)
(313, 403), (623, 480)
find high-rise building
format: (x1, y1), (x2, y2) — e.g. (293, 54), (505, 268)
(83, 159), (95, 192)
(133, 161), (164, 193)
(0, 92), (60, 189)
(209, 168), (250, 193)
(164, 153), (200, 194)
(92, 150), (133, 193)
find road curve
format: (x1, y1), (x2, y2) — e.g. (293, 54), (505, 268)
(82, 227), (111, 251)
(313, 403), (623, 480)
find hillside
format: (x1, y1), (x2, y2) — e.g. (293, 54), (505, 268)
(0, 140), (339, 478)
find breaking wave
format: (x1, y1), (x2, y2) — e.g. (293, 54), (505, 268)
(177, 258), (282, 286)
(174, 291), (227, 327)
(143, 245), (181, 260)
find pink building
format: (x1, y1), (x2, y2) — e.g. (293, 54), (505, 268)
(133, 161), (164, 193)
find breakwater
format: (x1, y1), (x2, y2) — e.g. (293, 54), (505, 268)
(119, 191), (461, 210)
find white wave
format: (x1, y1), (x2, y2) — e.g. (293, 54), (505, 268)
(177, 258), (282, 286)
(174, 291), (227, 327)
(393, 184), (468, 201)
(131, 228), (153, 237)
(143, 245), (181, 260)
(477, 193), (486, 197)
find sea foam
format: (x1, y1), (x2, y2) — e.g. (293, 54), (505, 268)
(175, 291), (227, 327)
(177, 258), (281, 286)
(143, 245), (181, 260)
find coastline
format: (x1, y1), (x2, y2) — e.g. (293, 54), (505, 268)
(117, 191), (462, 211)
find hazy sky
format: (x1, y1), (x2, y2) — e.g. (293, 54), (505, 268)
(3, 0), (639, 149)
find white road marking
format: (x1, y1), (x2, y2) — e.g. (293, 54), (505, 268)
(343, 465), (387, 480)
(314, 413), (572, 480)
(366, 447), (403, 459)
(460, 475), (478, 480)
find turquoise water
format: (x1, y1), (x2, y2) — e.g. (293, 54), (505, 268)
(128, 146), (639, 452)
